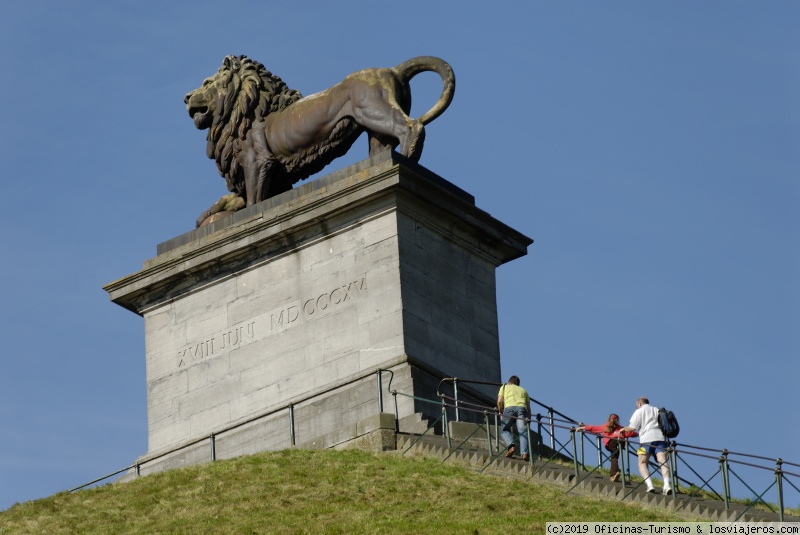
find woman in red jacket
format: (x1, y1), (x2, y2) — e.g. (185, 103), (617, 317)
(577, 413), (637, 482)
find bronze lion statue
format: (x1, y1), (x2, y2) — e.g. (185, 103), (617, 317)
(185, 55), (455, 227)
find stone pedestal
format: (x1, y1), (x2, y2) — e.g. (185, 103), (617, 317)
(104, 151), (531, 472)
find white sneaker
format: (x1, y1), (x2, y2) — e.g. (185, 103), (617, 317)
(662, 487), (673, 495)
(646, 487), (656, 493)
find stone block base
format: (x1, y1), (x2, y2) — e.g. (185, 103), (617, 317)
(105, 151), (531, 476)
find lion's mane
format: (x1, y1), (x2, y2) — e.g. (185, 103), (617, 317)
(206, 55), (302, 195)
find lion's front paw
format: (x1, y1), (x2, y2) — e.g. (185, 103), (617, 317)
(196, 193), (246, 227)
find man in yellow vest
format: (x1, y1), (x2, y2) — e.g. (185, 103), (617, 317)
(497, 375), (531, 460)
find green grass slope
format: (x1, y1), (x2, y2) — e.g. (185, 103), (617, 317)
(1, 449), (692, 534)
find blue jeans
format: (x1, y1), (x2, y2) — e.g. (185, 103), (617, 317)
(500, 406), (529, 455)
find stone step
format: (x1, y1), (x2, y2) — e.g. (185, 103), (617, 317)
(397, 432), (798, 523)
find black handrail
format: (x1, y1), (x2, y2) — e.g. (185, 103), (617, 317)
(70, 371), (798, 521)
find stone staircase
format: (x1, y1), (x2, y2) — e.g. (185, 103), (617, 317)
(395, 432), (798, 523)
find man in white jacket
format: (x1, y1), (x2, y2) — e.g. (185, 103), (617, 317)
(620, 397), (672, 495)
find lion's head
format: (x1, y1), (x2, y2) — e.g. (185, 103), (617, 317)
(184, 55), (302, 195)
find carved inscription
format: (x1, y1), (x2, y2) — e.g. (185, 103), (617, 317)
(175, 274), (368, 369)
(177, 322), (255, 367)
(270, 305), (300, 330)
(270, 274), (367, 331)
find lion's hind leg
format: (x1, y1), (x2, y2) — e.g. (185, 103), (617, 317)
(351, 78), (425, 161)
(361, 109), (425, 161)
(367, 133), (397, 156)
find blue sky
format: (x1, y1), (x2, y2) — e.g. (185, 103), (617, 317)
(1, 1), (797, 511)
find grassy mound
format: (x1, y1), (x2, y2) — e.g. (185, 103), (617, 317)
(0, 448), (690, 534)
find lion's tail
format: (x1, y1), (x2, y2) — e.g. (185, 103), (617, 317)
(393, 56), (455, 125)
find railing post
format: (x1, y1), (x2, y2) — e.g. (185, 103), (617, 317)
(526, 416), (534, 464)
(719, 449), (730, 510)
(536, 414), (543, 459)
(210, 433), (216, 461)
(453, 378), (460, 422)
(441, 396), (451, 449)
(626, 438), (633, 482)
(494, 411), (500, 453)
(619, 438), (627, 485)
(389, 391), (399, 433)
(570, 427), (579, 480)
(377, 370), (384, 413)
(670, 441), (678, 485)
(135, 462), (141, 477)
(289, 404), (296, 447)
(776, 458), (784, 522)
(595, 435), (602, 469)
(666, 442), (676, 498)
(548, 408), (555, 451)
(484, 412), (493, 456)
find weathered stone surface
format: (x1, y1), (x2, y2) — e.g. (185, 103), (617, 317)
(105, 151), (531, 469)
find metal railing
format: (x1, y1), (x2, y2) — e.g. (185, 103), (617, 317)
(71, 372), (799, 521)
(415, 378), (799, 520)
(70, 368), (398, 492)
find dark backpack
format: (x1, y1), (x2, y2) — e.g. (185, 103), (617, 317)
(657, 407), (680, 439)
